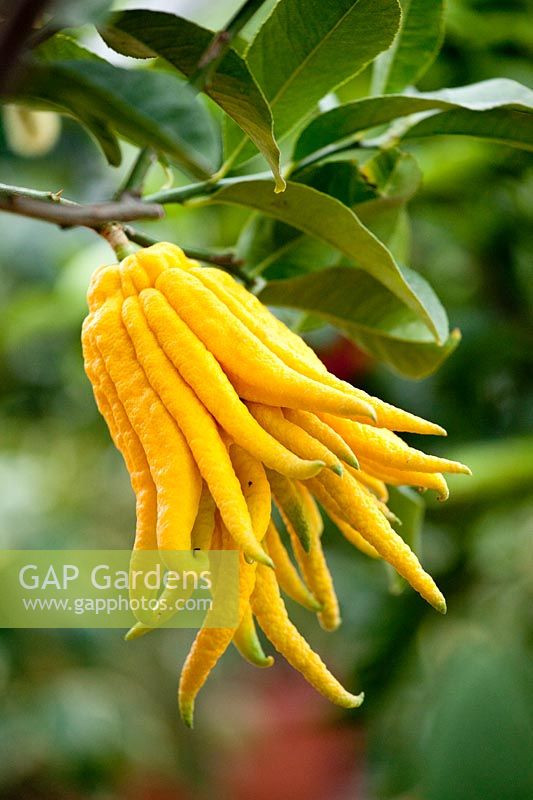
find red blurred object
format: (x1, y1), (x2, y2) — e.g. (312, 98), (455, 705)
(213, 670), (365, 800)
(221, 725), (363, 800)
(316, 336), (371, 382)
(118, 772), (193, 800)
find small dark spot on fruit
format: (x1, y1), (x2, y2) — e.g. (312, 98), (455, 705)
(248, 480), (253, 487)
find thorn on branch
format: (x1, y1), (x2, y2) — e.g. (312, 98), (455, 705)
(0, 188), (164, 228)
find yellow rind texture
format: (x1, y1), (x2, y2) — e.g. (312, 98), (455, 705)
(81, 242), (469, 722)
(265, 521), (323, 612)
(251, 563), (364, 708)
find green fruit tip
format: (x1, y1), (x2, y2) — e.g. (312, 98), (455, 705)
(124, 622), (150, 641)
(350, 691), (365, 709)
(434, 596), (447, 615)
(180, 707), (194, 729)
(309, 459), (327, 476)
(361, 403), (378, 423)
(309, 597), (324, 613)
(257, 551), (275, 569)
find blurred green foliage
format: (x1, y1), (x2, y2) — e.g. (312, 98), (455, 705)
(0, 1), (532, 799)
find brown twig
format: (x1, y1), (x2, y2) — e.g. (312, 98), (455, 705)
(0, 184), (164, 228)
(0, 180), (260, 284)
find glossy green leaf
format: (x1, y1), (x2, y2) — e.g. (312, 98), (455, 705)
(382, 206), (412, 264)
(257, 266), (459, 378)
(372, 0), (446, 95)
(294, 160), (379, 207)
(237, 208), (410, 284)
(102, 10), (284, 190)
(353, 152), (420, 252)
(71, 112), (121, 167)
(404, 107), (533, 150)
(354, 326), (460, 378)
(296, 148), (422, 212)
(237, 214), (339, 280)
(17, 35), (219, 174)
(238, 150), (419, 278)
(205, 177), (444, 340)
(225, 0), (401, 164)
(248, 0), (401, 134)
(294, 79), (533, 159)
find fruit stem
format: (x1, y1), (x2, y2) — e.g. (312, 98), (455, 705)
(100, 223), (136, 260)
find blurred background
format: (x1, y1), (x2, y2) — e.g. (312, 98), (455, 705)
(1, 0), (532, 798)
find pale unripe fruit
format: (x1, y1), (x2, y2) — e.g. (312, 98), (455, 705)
(3, 105), (61, 157)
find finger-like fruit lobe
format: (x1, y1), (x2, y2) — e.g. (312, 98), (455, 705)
(82, 242), (468, 725)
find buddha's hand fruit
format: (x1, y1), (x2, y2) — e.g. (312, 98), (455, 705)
(82, 242), (470, 726)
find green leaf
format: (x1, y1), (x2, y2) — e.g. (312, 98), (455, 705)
(404, 107), (533, 151)
(16, 35), (219, 174)
(355, 327), (460, 379)
(257, 266), (458, 378)
(205, 177), (444, 340)
(102, 10), (284, 190)
(248, 0), (401, 135)
(372, 0), (446, 95)
(296, 148), (422, 213)
(353, 151), (420, 250)
(49, 0), (113, 28)
(237, 214), (339, 280)
(294, 159), (379, 207)
(360, 148), (421, 206)
(72, 112), (122, 167)
(294, 79), (533, 159)
(382, 206), (411, 264)
(226, 0), (401, 164)
(237, 150), (419, 277)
